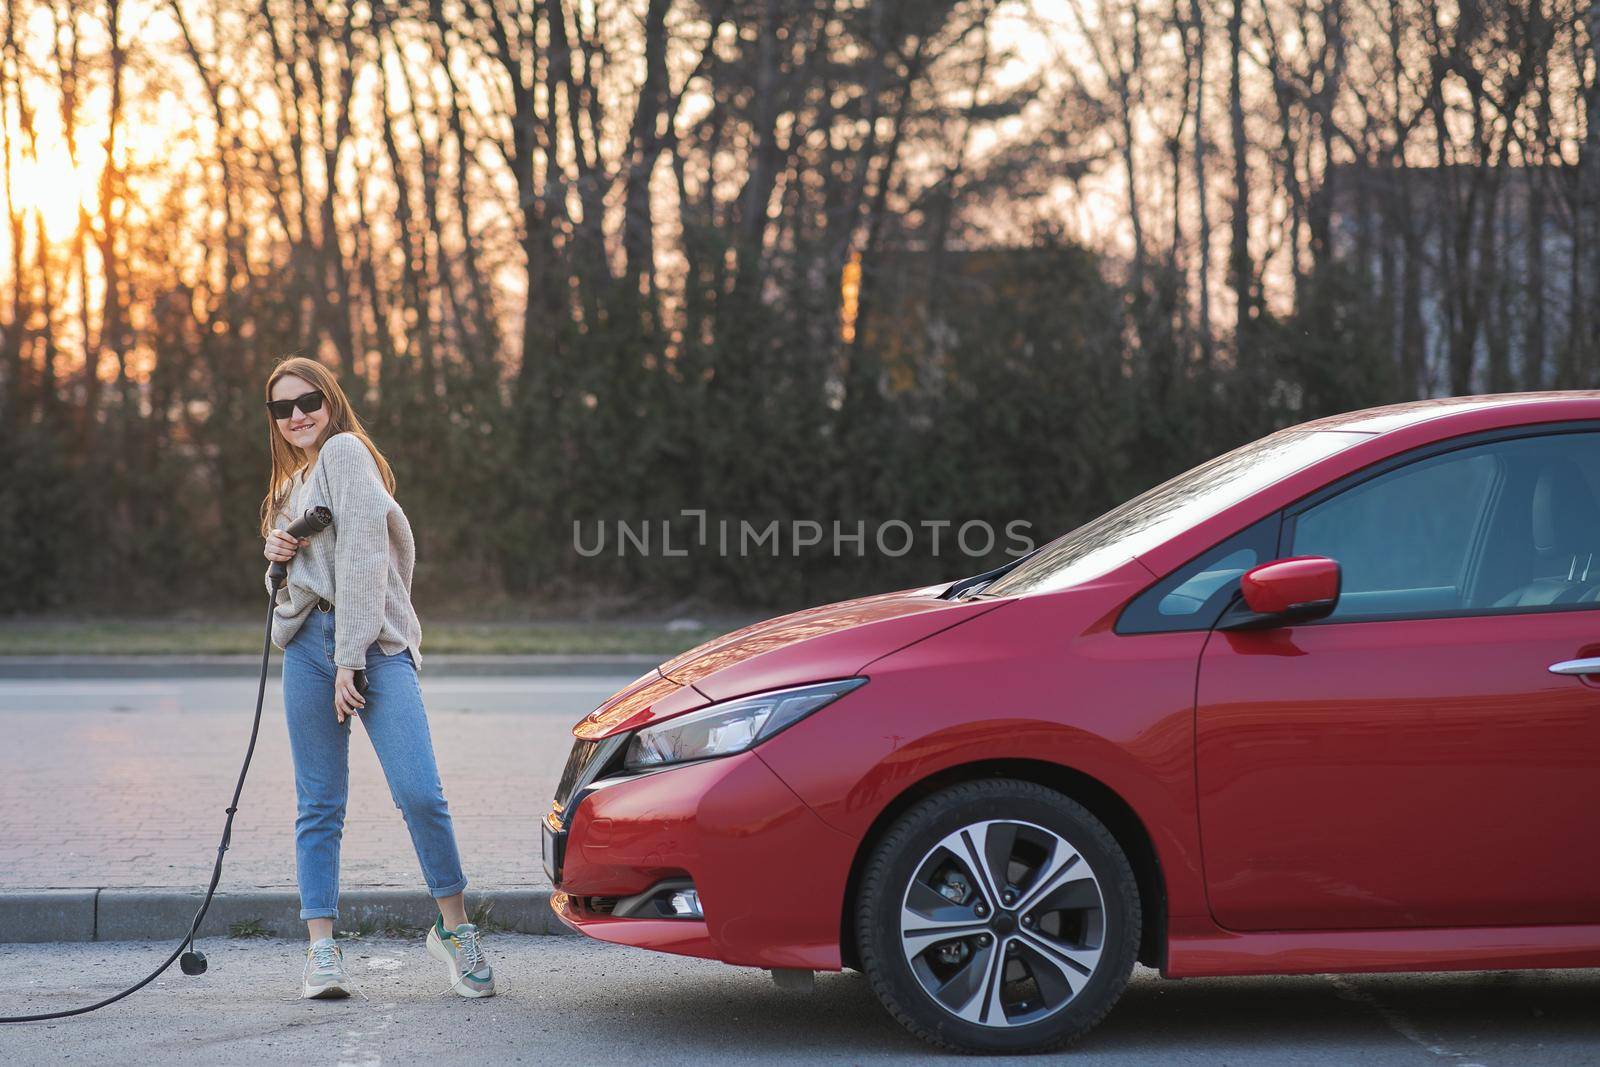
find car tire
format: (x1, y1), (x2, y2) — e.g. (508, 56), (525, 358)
(855, 778), (1141, 1053)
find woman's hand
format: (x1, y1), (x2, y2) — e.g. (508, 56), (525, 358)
(334, 667), (367, 724)
(264, 529), (311, 563)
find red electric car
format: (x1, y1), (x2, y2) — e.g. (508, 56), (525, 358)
(543, 392), (1600, 1053)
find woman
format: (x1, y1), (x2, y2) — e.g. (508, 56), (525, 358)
(259, 356), (495, 1000)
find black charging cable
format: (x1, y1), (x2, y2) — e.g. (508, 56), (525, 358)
(0, 506), (333, 1023)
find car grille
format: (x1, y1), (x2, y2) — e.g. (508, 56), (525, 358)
(554, 738), (603, 810)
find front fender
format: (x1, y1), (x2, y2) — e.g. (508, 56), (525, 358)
(753, 587), (1211, 923)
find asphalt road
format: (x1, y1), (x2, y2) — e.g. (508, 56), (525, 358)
(0, 936), (1595, 1065)
(0, 673), (627, 890)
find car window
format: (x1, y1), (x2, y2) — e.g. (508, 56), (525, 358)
(1290, 431), (1600, 621)
(1161, 548), (1257, 616)
(985, 430), (1365, 598)
(1117, 516), (1278, 633)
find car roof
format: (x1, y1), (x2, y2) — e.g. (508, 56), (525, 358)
(1294, 391), (1600, 435)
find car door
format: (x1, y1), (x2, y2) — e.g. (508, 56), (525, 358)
(1195, 427), (1600, 932)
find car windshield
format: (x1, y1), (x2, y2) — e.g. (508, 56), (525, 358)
(982, 429), (1368, 598)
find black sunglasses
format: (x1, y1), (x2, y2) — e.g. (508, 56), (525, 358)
(266, 389), (326, 421)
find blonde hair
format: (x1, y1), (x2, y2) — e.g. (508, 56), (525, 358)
(258, 356), (397, 537)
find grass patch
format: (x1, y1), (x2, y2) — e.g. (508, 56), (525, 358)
(468, 900), (506, 933)
(335, 918), (380, 940)
(380, 920), (427, 938)
(337, 916), (427, 940)
(338, 902), (505, 939)
(0, 618), (739, 657)
(228, 918), (272, 939)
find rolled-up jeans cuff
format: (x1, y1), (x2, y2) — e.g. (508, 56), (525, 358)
(300, 906), (339, 921)
(430, 876), (469, 899)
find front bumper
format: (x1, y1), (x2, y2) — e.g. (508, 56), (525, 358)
(544, 749), (856, 971)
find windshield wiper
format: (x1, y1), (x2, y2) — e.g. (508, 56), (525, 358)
(939, 546), (1043, 601)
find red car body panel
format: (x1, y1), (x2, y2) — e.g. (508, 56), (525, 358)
(547, 392), (1600, 980)
(753, 561), (1215, 931)
(551, 751), (856, 970)
(658, 590), (1006, 702)
(550, 893), (721, 960)
(575, 592), (1004, 740)
(1197, 611), (1600, 931)
(574, 671), (706, 741)
(1166, 923), (1600, 978)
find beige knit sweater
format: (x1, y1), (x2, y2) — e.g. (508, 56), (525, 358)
(263, 432), (423, 672)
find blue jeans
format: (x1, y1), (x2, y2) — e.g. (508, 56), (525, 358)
(282, 605), (467, 920)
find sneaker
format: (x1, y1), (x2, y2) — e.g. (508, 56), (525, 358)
(302, 937), (351, 999)
(425, 915), (496, 998)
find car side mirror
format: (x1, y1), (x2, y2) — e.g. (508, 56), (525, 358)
(1218, 556), (1342, 631)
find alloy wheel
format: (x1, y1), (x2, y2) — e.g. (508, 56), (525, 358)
(897, 818), (1105, 1028)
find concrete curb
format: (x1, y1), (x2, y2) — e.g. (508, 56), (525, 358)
(0, 888), (571, 944)
(0, 654), (660, 679)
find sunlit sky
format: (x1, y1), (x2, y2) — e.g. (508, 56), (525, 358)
(2, 2), (1122, 252)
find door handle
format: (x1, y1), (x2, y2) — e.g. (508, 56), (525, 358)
(1548, 657), (1600, 676)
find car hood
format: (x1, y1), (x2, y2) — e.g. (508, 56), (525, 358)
(572, 587), (1005, 740)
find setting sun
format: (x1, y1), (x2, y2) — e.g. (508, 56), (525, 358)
(8, 138), (95, 242)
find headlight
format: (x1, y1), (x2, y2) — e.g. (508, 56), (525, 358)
(623, 678), (867, 771)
